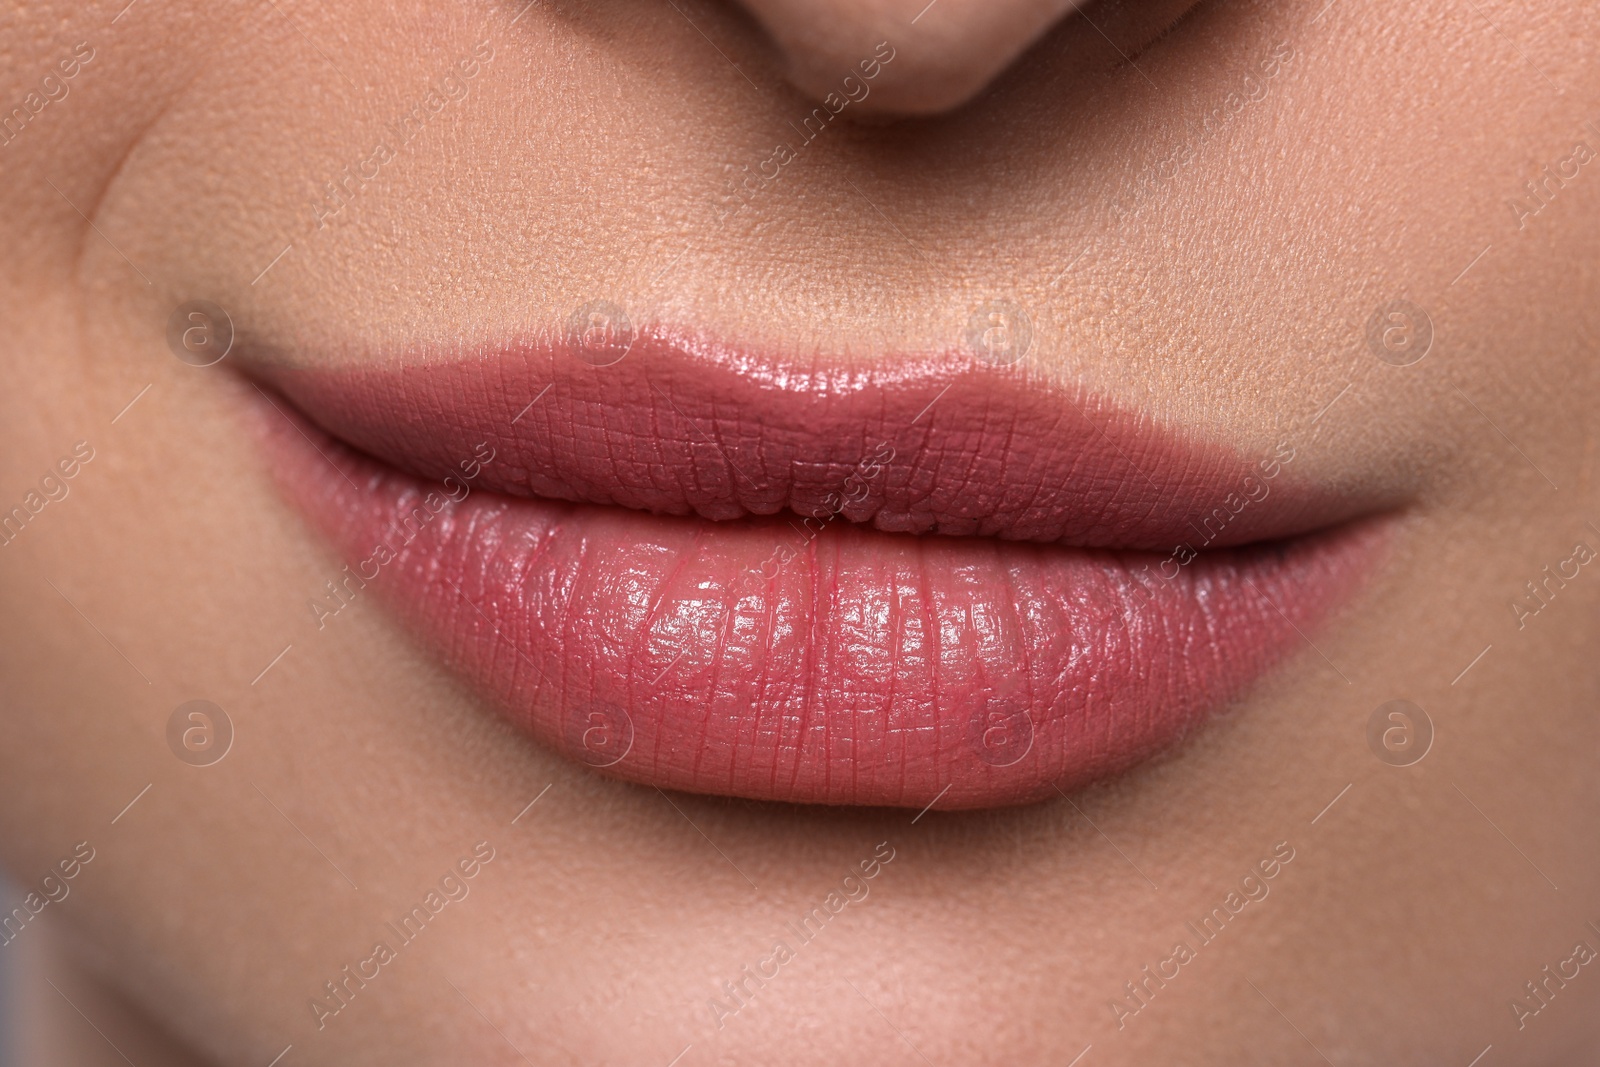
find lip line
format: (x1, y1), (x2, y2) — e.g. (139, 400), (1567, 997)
(255, 362), (1359, 589)
(253, 368), (1388, 810)
(243, 331), (1390, 810)
(246, 330), (1360, 555)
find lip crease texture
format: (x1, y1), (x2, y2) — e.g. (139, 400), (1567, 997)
(253, 334), (1384, 809)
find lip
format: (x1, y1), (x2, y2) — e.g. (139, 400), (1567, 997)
(252, 331), (1384, 809)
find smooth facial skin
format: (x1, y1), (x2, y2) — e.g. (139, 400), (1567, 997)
(2, 0), (1599, 1064)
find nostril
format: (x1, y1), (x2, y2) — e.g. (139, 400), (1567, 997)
(738, 0), (1086, 115)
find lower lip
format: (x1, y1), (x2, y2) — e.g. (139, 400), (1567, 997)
(258, 400), (1381, 810)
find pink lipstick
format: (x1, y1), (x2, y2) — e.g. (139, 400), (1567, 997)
(252, 332), (1383, 809)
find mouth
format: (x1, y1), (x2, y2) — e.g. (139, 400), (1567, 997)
(250, 327), (1385, 810)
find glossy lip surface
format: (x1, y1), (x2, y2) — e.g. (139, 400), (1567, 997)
(254, 334), (1383, 809)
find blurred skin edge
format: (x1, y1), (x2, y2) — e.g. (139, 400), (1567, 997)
(6, 920), (213, 1067)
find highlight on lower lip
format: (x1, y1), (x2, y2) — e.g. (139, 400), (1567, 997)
(256, 394), (1383, 810)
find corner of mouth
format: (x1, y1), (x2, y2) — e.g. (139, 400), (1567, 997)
(245, 331), (1395, 809)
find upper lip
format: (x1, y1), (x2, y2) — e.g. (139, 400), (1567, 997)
(248, 324), (1391, 808)
(252, 327), (1354, 553)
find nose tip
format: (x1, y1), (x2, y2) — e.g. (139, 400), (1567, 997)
(736, 0), (1085, 115)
